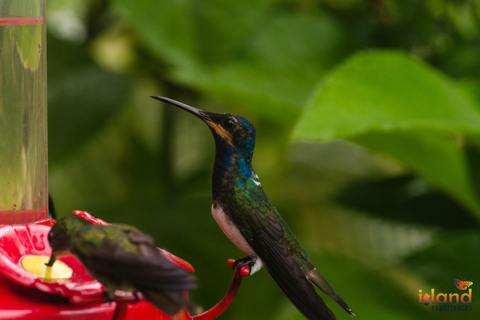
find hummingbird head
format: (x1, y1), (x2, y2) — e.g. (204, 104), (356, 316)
(46, 217), (83, 266)
(151, 97), (256, 161)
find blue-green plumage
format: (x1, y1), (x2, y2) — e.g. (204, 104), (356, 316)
(46, 216), (196, 316)
(153, 96), (355, 320)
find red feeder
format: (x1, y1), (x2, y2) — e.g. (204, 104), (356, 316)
(0, 1), (246, 319)
(0, 212), (246, 320)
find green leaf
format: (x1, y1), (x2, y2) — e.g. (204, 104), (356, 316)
(457, 78), (480, 112)
(293, 50), (480, 219)
(293, 50), (480, 141)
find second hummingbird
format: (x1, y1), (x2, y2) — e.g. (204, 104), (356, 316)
(152, 96), (355, 320)
(46, 216), (197, 316)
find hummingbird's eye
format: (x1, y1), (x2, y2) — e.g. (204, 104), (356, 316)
(223, 118), (235, 129)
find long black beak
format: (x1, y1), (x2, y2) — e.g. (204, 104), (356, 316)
(151, 96), (211, 122)
(45, 253), (56, 267)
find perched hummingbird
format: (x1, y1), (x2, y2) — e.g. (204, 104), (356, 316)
(46, 216), (196, 316)
(152, 97), (355, 320)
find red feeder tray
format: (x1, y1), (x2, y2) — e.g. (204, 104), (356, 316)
(0, 211), (247, 320)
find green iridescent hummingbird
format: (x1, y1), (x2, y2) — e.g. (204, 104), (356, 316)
(46, 216), (196, 316)
(152, 97), (355, 320)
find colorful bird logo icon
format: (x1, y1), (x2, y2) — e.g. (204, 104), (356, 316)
(453, 278), (473, 291)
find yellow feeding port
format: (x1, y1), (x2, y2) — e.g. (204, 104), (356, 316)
(21, 255), (73, 281)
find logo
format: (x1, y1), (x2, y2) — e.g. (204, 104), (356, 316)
(453, 278), (473, 291)
(418, 278), (473, 312)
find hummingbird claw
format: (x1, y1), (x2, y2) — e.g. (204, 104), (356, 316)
(230, 256), (252, 270)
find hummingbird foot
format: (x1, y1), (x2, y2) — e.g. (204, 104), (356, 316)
(231, 256), (252, 269)
(229, 256), (263, 276)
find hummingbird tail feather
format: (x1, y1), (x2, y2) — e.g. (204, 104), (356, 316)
(266, 265), (336, 320)
(252, 229), (335, 319)
(305, 266), (355, 316)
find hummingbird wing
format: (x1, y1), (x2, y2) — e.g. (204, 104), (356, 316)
(73, 225), (196, 315)
(232, 188), (336, 320)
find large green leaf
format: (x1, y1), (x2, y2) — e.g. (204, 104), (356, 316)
(458, 78), (480, 112)
(293, 50), (480, 218)
(293, 51), (480, 141)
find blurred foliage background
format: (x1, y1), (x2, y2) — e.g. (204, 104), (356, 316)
(46, 0), (480, 319)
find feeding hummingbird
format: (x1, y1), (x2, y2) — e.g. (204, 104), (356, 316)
(46, 216), (197, 316)
(152, 97), (355, 320)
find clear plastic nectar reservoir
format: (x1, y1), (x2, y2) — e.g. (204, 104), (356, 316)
(0, 0), (47, 223)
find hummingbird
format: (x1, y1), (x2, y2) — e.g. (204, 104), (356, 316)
(152, 97), (355, 320)
(46, 216), (197, 316)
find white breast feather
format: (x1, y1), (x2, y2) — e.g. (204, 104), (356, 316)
(211, 205), (256, 258)
(211, 205), (264, 275)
